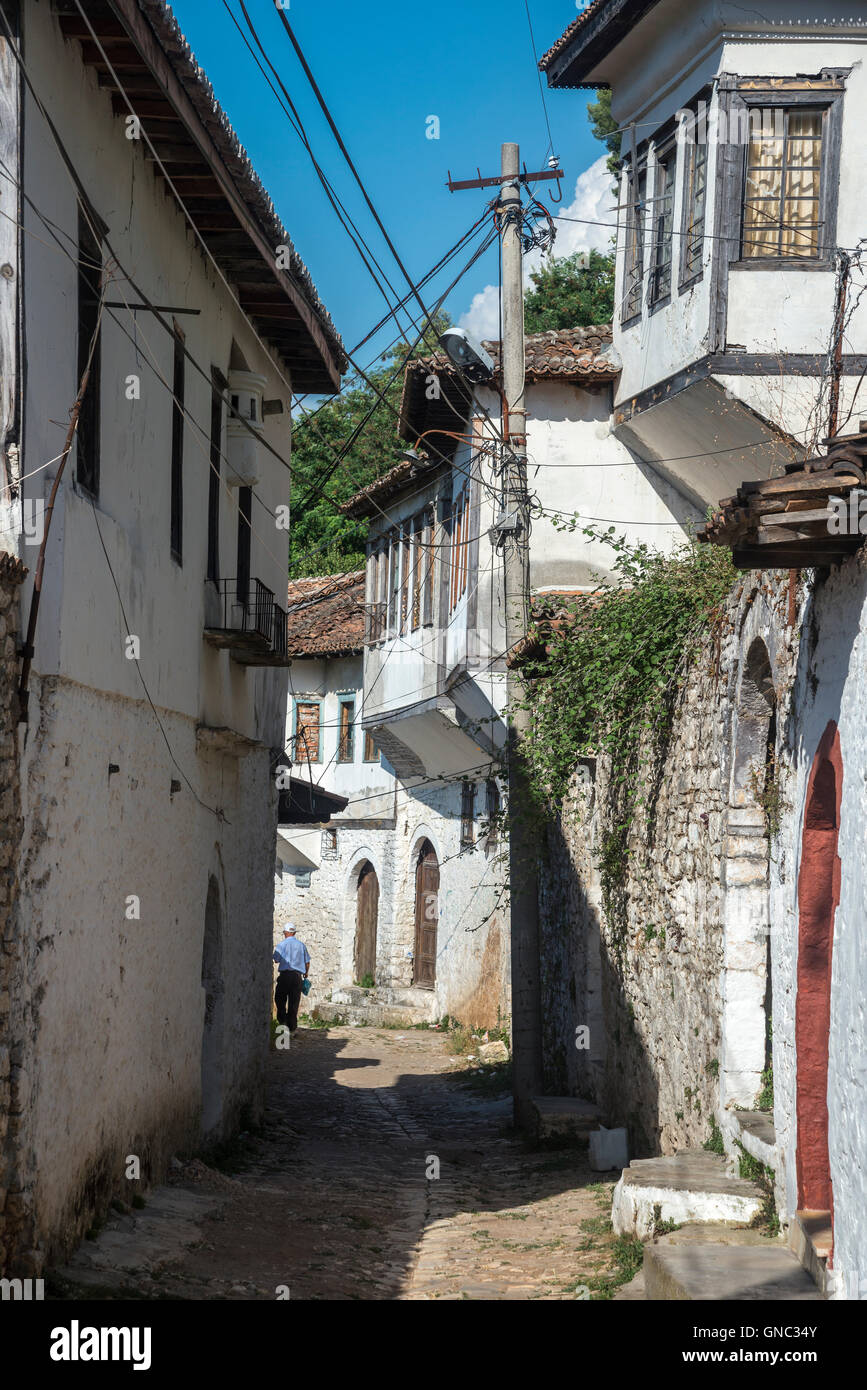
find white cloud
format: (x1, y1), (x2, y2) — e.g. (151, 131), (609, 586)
(457, 282), (501, 342)
(458, 155), (617, 342)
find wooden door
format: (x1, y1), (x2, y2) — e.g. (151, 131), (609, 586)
(413, 842), (439, 989)
(354, 862), (379, 984)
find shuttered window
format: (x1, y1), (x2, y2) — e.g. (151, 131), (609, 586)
(295, 701), (321, 763)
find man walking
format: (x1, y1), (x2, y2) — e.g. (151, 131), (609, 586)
(273, 923), (310, 1035)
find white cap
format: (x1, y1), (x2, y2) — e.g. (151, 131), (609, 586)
(283, 922), (297, 935)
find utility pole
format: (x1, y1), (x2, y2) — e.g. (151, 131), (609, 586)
(499, 142), (543, 1129)
(445, 145), (560, 1129)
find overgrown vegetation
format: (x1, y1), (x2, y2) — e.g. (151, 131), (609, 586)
(518, 528), (735, 952)
(703, 1119), (725, 1155)
(738, 1144), (781, 1236)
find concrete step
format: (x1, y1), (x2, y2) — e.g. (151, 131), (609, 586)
(613, 1151), (764, 1238)
(644, 1225), (823, 1301)
(733, 1110), (777, 1168)
(790, 1210), (833, 1295)
(531, 1096), (602, 1141)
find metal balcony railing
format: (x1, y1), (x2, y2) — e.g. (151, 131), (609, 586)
(204, 578), (288, 666)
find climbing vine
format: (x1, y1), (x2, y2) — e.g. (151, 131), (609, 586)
(516, 525), (735, 949)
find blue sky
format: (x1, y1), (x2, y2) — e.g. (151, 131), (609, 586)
(169, 1), (609, 383)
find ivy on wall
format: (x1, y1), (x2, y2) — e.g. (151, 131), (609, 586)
(516, 525), (735, 950)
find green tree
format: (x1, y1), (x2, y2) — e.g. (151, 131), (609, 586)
(586, 87), (621, 176)
(288, 314), (449, 578)
(524, 248), (615, 332)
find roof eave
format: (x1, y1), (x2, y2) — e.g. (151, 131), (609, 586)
(70, 0), (346, 392)
(541, 0), (664, 90)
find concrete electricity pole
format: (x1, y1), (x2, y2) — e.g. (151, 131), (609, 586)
(444, 143), (563, 1130)
(499, 142), (543, 1130)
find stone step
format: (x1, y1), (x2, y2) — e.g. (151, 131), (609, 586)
(531, 1096), (602, 1141)
(313, 1000), (433, 1028)
(612, 1151), (764, 1238)
(647, 1239), (822, 1301)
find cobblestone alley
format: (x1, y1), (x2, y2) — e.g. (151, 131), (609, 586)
(53, 1025), (625, 1301)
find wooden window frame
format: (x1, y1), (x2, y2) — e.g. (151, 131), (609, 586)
(411, 513), (423, 630)
(399, 523), (409, 635)
(293, 698), (322, 765)
(422, 505), (435, 626)
(621, 154), (648, 327)
(170, 322), (185, 565)
(75, 206), (102, 498)
(649, 140), (677, 309)
(337, 694), (355, 764)
(387, 528), (399, 637)
(460, 780), (476, 847)
(729, 85), (843, 269)
(450, 485), (469, 614)
(207, 367), (224, 583)
(363, 728), (379, 763)
(679, 121), (709, 291)
(237, 484), (252, 608)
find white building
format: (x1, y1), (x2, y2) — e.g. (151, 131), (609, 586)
(542, 1), (867, 510)
(273, 572), (508, 1029)
(0, 0), (343, 1277)
(305, 326), (695, 1032)
(542, 0), (867, 1295)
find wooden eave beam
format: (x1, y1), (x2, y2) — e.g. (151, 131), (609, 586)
(98, 0), (341, 391)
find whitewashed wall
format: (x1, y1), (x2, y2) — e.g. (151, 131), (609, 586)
(0, 4), (299, 1267)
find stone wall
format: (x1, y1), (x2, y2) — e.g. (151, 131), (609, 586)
(538, 573), (797, 1160)
(0, 554), (27, 1275)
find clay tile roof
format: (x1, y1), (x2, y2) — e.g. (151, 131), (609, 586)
(339, 451), (441, 520)
(285, 571), (365, 657)
(407, 325), (618, 386)
(0, 552), (28, 585)
(507, 587), (624, 667)
(539, 1), (609, 71)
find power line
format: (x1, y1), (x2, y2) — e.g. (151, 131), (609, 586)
(523, 0), (556, 163)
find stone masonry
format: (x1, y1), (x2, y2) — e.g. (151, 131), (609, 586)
(0, 552), (28, 1275)
(539, 572), (797, 1159)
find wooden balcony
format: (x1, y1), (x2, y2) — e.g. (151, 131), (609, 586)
(699, 424), (867, 570)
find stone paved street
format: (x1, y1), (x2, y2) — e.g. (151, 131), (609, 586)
(54, 1025), (624, 1301)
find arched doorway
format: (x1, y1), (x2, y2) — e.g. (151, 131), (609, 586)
(721, 637), (776, 1109)
(413, 840), (439, 989)
(795, 721), (842, 1221)
(201, 875), (224, 1138)
(354, 861), (379, 985)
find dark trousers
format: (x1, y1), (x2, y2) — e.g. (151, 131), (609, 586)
(275, 969), (303, 1031)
